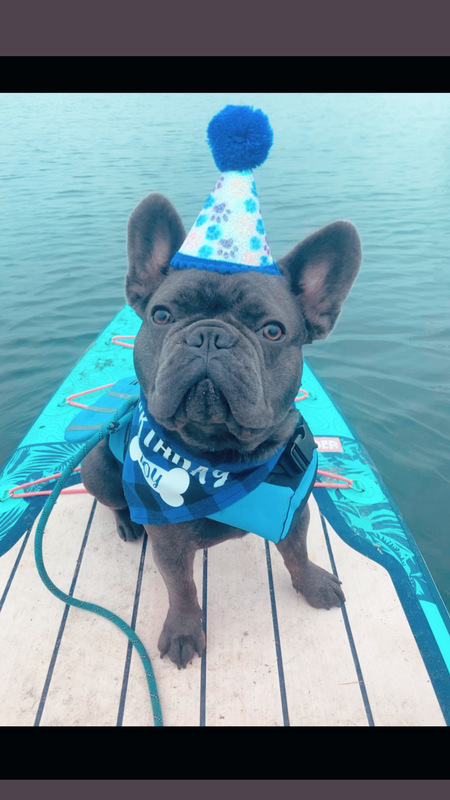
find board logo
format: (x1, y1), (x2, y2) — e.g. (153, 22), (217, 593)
(314, 437), (343, 452)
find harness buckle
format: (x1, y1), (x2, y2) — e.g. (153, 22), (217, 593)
(288, 419), (317, 475)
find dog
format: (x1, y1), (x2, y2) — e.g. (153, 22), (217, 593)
(81, 190), (361, 669)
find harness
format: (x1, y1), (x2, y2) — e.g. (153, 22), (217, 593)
(115, 399), (318, 542)
(65, 379), (317, 545)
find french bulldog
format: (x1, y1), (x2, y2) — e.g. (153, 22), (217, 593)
(81, 192), (361, 669)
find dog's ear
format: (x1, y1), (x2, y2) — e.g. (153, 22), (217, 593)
(278, 220), (361, 342)
(126, 193), (186, 317)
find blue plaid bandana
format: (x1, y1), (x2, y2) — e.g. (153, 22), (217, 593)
(122, 392), (284, 526)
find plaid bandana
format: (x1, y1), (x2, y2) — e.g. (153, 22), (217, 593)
(122, 392), (284, 526)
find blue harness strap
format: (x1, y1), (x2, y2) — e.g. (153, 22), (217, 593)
(108, 414), (133, 463)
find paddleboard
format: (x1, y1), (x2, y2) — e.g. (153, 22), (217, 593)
(0, 303), (449, 726)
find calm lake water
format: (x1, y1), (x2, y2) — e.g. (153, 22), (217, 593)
(1, 92), (449, 610)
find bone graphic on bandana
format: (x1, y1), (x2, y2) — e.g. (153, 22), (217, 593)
(129, 435), (190, 507)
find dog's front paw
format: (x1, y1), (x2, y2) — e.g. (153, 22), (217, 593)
(295, 562), (345, 610)
(158, 613), (206, 669)
(113, 508), (144, 542)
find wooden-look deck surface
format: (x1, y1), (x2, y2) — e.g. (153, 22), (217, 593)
(0, 493), (445, 726)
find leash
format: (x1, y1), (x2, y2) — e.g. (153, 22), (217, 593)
(33, 396), (163, 727)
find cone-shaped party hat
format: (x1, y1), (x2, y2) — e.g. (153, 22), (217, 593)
(170, 105), (281, 276)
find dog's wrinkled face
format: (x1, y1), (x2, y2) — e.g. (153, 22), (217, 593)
(134, 268), (306, 457)
(126, 194), (361, 462)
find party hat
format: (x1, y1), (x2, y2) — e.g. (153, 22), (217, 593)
(170, 105), (281, 276)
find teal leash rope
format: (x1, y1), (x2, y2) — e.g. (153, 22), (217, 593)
(33, 397), (163, 727)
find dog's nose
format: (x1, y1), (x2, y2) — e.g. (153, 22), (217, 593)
(185, 324), (237, 350)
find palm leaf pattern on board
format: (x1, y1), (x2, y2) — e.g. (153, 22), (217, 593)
(315, 436), (430, 600)
(0, 440), (83, 555)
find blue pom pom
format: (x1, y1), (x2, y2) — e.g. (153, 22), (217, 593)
(207, 105), (273, 173)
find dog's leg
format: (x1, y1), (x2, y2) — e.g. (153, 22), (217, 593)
(145, 522), (206, 669)
(276, 503), (345, 609)
(81, 438), (144, 542)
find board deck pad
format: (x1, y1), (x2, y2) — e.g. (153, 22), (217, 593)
(0, 304), (449, 725)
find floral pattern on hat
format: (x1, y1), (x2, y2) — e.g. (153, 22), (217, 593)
(177, 171), (275, 270)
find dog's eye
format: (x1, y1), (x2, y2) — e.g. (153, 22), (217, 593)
(152, 307), (173, 325)
(262, 322), (284, 341)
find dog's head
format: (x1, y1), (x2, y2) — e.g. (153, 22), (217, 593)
(126, 193), (361, 461)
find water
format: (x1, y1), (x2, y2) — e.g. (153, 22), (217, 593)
(1, 92), (449, 610)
